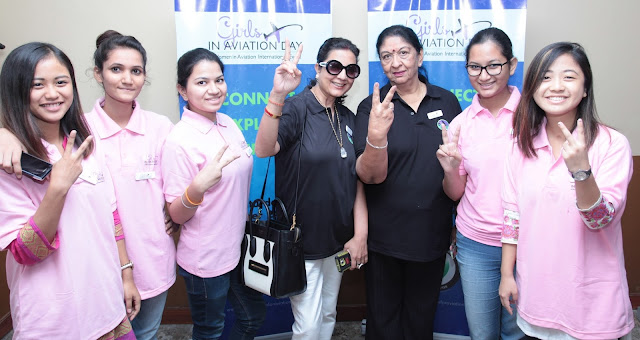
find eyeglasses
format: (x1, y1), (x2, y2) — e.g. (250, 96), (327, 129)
(466, 61), (510, 76)
(379, 49), (412, 64)
(318, 60), (361, 79)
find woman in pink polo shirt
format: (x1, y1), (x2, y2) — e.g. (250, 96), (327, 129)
(499, 42), (634, 339)
(84, 30), (177, 340)
(0, 30), (177, 340)
(161, 48), (265, 340)
(437, 27), (523, 339)
(0, 42), (138, 339)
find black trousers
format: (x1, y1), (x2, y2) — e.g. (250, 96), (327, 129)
(365, 250), (446, 340)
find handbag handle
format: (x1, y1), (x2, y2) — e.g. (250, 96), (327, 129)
(259, 105), (308, 231)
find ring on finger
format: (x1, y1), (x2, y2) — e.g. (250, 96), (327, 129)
(357, 263), (363, 269)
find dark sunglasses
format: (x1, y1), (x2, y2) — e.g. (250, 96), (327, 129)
(318, 60), (361, 79)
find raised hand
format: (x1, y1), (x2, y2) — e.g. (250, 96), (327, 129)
(272, 38), (303, 97)
(436, 124), (462, 173)
(558, 119), (590, 172)
(49, 131), (93, 193)
(192, 144), (240, 193)
(367, 82), (396, 142)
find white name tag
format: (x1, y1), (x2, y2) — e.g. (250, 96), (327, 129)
(79, 169), (104, 185)
(135, 171), (156, 181)
(244, 146), (253, 157)
(427, 110), (443, 119)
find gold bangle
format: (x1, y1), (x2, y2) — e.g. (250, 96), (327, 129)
(268, 98), (285, 107)
(184, 186), (204, 206)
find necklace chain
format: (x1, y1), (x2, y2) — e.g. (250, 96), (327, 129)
(311, 89), (344, 150)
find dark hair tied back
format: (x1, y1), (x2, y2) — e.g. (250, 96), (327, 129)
(93, 30), (147, 73)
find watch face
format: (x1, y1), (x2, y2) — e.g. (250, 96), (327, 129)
(573, 170), (590, 181)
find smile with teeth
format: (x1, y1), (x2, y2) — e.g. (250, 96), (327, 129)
(547, 96), (566, 102)
(331, 81), (346, 88)
(41, 103), (62, 108)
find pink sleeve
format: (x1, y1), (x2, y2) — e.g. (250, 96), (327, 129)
(113, 209), (124, 241)
(501, 142), (520, 244)
(8, 217), (59, 265)
(580, 128), (633, 229)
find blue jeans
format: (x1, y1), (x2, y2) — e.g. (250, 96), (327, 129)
(456, 231), (523, 340)
(178, 263), (266, 340)
(130, 290), (169, 340)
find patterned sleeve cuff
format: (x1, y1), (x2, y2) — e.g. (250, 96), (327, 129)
(11, 217), (59, 265)
(578, 194), (615, 230)
(113, 209), (125, 241)
(501, 209), (520, 244)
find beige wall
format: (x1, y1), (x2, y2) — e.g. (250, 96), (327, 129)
(1, 1), (637, 152)
(0, 0), (639, 327)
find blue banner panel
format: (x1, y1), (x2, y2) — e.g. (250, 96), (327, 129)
(368, 0), (527, 11)
(175, 0), (331, 13)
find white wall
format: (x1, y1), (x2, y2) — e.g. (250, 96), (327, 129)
(1, 0), (637, 152)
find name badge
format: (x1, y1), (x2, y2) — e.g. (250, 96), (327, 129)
(136, 171), (156, 181)
(427, 110), (443, 120)
(79, 169), (104, 185)
(244, 146), (253, 157)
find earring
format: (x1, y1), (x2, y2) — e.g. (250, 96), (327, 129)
(315, 73), (319, 79)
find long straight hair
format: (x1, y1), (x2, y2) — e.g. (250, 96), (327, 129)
(512, 42), (600, 158)
(0, 42), (93, 160)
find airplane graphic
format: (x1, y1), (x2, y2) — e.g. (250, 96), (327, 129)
(263, 23), (303, 42)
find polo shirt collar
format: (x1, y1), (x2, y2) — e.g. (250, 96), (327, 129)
(90, 98), (146, 139)
(468, 86), (521, 119)
(180, 108), (226, 134)
(532, 117), (550, 150)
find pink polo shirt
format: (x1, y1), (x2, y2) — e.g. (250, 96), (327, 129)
(85, 98), (176, 299)
(450, 86), (520, 246)
(501, 123), (634, 339)
(161, 108), (253, 278)
(0, 140), (126, 339)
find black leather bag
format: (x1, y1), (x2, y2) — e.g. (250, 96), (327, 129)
(240, 197), (306, 298)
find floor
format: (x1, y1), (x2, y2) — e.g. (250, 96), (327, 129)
(1, 317), (637, 339)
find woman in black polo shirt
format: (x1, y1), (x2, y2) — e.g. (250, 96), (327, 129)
(353, 25), (461, 340)
(255, 38), (368, 340)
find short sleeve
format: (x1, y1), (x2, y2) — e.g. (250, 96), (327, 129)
(161, 138), (198, 203)
(354, 96), (372, 158)
(501, 141), (520, 214)
(584, 128), (633, 227)
(277, 96), (302, 153)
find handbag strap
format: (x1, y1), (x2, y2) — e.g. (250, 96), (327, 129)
(290, 108), (307, 230)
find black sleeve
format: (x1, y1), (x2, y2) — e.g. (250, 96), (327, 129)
(354, 95), (373, 158)
(277, 95), (303, 153)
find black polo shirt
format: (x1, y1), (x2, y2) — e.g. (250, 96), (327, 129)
(276, 86), (358, 260)
(354, 77), (461, 262)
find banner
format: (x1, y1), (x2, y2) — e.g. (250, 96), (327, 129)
(367, 0), (527, 338)
(174, 0), (333, 338)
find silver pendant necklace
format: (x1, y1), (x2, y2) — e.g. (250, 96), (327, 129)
(311, 89), (346, 159)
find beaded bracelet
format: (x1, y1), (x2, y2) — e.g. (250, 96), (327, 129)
(366, 136), (388, 149)
(184, 186), (203, 206)
(268, 98), (285, 107)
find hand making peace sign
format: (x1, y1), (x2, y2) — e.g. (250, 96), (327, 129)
(558, 118), (590, 173)
(436, 124), (462, 174)
(272, 38), (304, 97)
(367, 82), (396, 140)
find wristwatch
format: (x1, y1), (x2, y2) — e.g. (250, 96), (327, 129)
(570, 168), (592, 181)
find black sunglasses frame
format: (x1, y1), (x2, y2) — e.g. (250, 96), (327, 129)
(319, 60), (360, 79)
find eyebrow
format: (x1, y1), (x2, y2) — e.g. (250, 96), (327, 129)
(32, 75), (71, 81)
(108, 62), (144, 69)
(380, 46), (411, 54)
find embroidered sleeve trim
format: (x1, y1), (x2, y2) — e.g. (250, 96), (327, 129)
(114, 209), (125, 241)
(501, 209), (520, 244)
(578, 194), (615, 230)
(15, 217), (59, 263)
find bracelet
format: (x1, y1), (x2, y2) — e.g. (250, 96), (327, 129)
(181, 194), (198, 209)
(264, 107), (281, 119)
(268, 98), (285, 107)
(121, 261), (134, 271)
(184, 186), (204, 206)
(366, 136), (388, 149)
